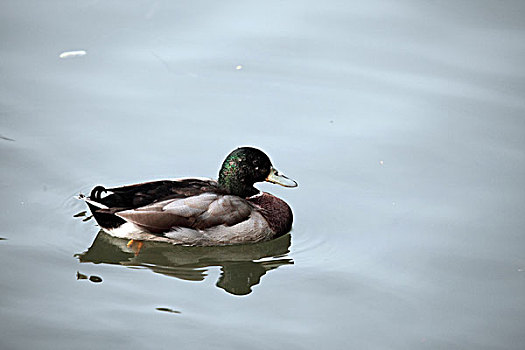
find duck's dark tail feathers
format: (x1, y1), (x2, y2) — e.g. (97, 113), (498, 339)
(78, 186), (126, 230)
(90, 185), (107, 200)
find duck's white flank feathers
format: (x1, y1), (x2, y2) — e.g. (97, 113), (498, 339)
(104, 212), (272, 246)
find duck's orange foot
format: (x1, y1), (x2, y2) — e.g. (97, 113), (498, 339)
(126, 239), (144, 256)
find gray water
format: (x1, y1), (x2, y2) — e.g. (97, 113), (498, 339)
(1, 1), (524, 349)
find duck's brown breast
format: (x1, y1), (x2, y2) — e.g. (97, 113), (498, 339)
(248, 192), (293, 237)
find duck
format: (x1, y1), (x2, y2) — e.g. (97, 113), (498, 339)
(80, 147), (297, 246)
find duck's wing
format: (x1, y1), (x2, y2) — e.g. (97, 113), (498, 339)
(89, 178), (218, 210)
(116, 193), (253, 234)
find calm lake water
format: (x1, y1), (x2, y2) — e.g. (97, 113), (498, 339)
(1, 1), (525, 349)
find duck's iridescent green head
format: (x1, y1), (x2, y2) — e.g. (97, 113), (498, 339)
(218, 147), (297, 197)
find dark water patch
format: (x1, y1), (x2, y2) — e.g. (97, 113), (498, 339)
(156, 307), (181, 314)
(88, 275), (102, 283)
(76, 271), (103, 283)
(0, 134), (15, 141)
(76, 271), (88, 280)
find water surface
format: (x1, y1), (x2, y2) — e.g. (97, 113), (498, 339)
(1, 1), (524, 349)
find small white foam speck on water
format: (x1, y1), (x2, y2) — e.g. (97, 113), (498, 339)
(235, 65), (243, 70)
(59, 50), (87, 59)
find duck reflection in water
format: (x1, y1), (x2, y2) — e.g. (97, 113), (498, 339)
(76, 230), (293, 295)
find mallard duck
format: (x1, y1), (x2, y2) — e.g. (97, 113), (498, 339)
(80, 147), (297, 246)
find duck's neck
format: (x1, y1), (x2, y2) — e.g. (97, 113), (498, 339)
(218, 175), (259, 198)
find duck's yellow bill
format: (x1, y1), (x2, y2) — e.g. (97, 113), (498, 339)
(265, 167), (298, 188)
